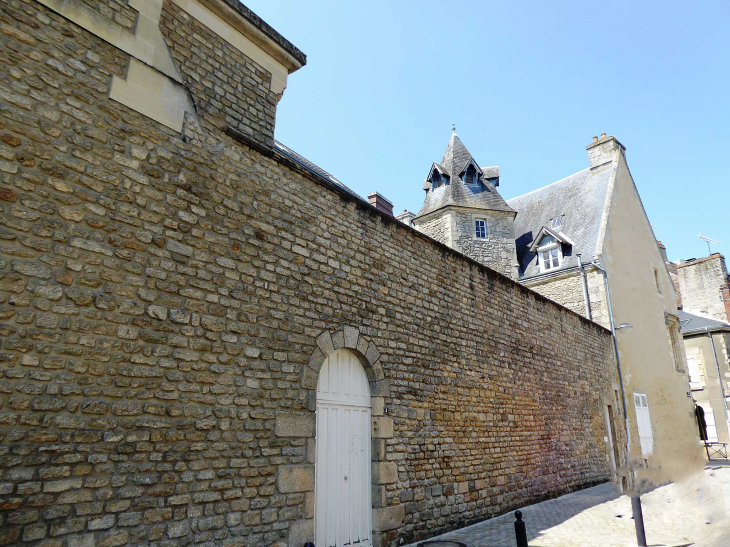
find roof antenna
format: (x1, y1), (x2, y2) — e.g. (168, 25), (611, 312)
(699, 234), (721, 256)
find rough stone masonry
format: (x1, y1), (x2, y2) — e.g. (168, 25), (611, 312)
(0, 1), (623, 546)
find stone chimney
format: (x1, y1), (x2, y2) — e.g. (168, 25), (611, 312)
(586, 133), (625, 169)
(395, 210), (415, 227)
(368, 192), (394, 216)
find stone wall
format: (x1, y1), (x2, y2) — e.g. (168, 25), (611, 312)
(414, 209), (518, 280)
(160, 1), (280, 149)
(525, 270), (609, 328)
(413, 213), (449, 247)
(0, 1), (621, 546)
(677, 254), (730, 322)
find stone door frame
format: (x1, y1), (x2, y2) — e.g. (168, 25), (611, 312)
(283, 326), (402, 547)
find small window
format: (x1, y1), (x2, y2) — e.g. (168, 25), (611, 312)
(464, 164), (478, 184)
(475, 219), (487, 239)
(431, 173), (441, 188)
(539, 247), (560, 271)
(551, 216), (562, 228)
(654, 268), (662, 294)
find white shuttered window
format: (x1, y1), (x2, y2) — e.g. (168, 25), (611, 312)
(634, 393), (654, 455)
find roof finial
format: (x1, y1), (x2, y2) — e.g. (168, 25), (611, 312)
(452, 123), (456, 134)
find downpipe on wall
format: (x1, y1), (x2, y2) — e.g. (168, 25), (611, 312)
(591, 259), (647, 547)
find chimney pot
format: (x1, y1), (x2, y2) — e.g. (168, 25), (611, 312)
(593, 136), (598, 143)
(601, 133), (607, 139)
(368, 191), (394, 217)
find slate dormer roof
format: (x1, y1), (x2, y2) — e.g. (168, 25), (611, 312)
(507, 167), (613, 279)
(416, 132), (514, 219)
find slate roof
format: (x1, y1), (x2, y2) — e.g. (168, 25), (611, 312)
(415, 133), (514, 218)
(274, 141), (361, 199)
(507, 167), (613, 279)
(677, 309), (730, 334)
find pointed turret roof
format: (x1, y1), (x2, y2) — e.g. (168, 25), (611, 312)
(415, 131), (514, 218)
(440, 132), (474, 179)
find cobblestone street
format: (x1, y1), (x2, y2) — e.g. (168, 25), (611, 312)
(411, 462), (730, 547)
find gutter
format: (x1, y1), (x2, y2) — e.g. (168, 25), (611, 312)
(591, 259), (631, 455)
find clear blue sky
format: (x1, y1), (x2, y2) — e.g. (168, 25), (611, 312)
(246, 0), (730, 262)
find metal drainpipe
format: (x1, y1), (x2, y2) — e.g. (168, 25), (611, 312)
(592, 258), (646, 546)
(592, 260), (630, 453)
(577, 254), (592, 321)
(707, 328), (730, 426)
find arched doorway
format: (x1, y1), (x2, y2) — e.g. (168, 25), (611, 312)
(315, 348), (372, 547)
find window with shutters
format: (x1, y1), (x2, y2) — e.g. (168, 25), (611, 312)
(633, 393), (654, 455)
(687, 355), (705, 390)
(464, 163), (478, 184)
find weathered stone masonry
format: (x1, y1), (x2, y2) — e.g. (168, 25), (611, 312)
(0, 1), (622, 546)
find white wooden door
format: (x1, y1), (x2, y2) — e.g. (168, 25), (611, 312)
(699, 402), (719, 442)
(315, 349), (372, 547)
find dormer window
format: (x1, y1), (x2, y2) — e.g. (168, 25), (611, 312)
(537, 235), (562, 272)
(464, 163), (479, 184)
(540, 247), (561, 271)
(551, 215), (563, 228)
(431, 172), (442, 188)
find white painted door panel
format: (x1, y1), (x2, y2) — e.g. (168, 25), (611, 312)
(316, 349), (372, 547)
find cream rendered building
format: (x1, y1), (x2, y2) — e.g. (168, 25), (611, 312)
(506, 135), (703, 489)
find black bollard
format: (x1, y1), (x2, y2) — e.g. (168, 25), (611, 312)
(631, 496), (647, 547)
(514, 510), (528, 547)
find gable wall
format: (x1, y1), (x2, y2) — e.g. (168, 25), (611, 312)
(599, 151), (702, 487)
(0, 1), (620, 545)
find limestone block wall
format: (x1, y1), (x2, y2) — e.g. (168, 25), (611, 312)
(413, 213), (450, 246)
(0, 1), (621, 546)
(677, 254), (730, 322)
(414, 209), (518, 280)
(525, 270), (608, 328)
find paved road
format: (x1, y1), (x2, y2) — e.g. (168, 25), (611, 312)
(408, 463), (730, 547)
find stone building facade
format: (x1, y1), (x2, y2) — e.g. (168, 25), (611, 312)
(412, 133), (518, 280)
(676, 254), (730, 323)
(0, 1), (624, 546)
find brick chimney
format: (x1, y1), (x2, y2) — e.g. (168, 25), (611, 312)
(368, 192), (394, 216)
(586, 133), (625, 169)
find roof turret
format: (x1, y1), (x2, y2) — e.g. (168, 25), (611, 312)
(415, 131), (513, 218)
